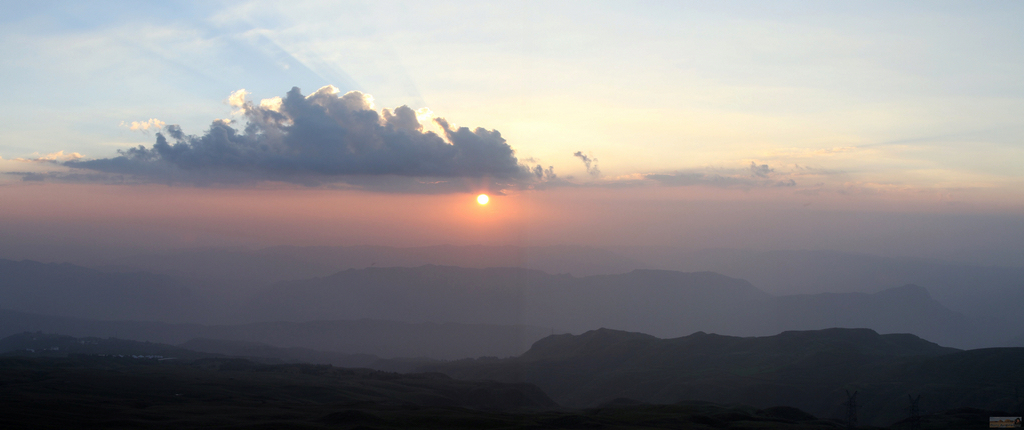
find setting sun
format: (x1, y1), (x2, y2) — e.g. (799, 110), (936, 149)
(476, 194), (489, 205)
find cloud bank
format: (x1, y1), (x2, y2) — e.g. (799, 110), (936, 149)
(67, 86), (541, 193)
(644, 162), (797, 188)
(51, 86), (807, 194)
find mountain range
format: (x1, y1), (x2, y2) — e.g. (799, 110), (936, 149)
(621, 247), (1024, 332)
(250, 265), (997, 348)
(75, 244), (1024, 338)
(0, 257), (1010, 350)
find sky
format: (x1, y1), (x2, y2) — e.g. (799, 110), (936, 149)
(1, 1), (1023, 265)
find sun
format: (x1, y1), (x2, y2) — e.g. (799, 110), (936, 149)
(476, 194), (489, 205)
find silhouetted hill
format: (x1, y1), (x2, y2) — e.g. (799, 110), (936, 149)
(424, 328), (1024, 426)
(0, 309), (550, 360)
(97, 244), (648, 283)
(521, 327), (954, 364)
(0, 259), (199, 322)
(521, 329), (660, 362)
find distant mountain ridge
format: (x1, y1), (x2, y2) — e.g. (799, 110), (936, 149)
(251, 265), (990, 348)
(81, 245), (1024, 343)
(96, 244), (649, 282)
(622, 248), (1024, 332)
(769, 284), (984, 347)
(0, 257), (1004, 349)
(0, 259), (199, 322)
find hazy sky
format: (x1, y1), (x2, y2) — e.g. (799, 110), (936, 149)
(1, 1), (1023, 264)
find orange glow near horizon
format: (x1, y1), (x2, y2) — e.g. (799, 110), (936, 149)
(0, 183), (538, 249)
(1, 182), (1021, 262)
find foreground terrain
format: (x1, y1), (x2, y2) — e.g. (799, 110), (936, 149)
(0, 354), (855, 430)
(0, 354), (1012, 429)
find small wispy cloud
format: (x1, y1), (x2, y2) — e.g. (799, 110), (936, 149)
(792, 164), (846, 176)
(764, 146), (860, 159)
(573, 151), (601, 178)
(120, 118), (166, 133)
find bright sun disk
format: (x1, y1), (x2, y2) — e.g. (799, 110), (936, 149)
(477, 194), (489, 205)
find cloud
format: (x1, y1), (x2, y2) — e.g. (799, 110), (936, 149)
(792, 164), (846, 176)
(227, 89), (250, 108)
(65, 86), (540, 193)
(573, 151), (601, 178)
(765, 146), (859, 158)
(531, 164), (557, 181)
(749, 162), (773, 178)
(3, 170), (125, 184)
(645, 162), (797, 188)
(259, 97), (283, 112)
(645, 172), (754, 187)
(14, 151), (84, 163)
(120, 118), (166, 133)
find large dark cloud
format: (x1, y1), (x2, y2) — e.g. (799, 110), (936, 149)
(66, 86), (540, 192)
